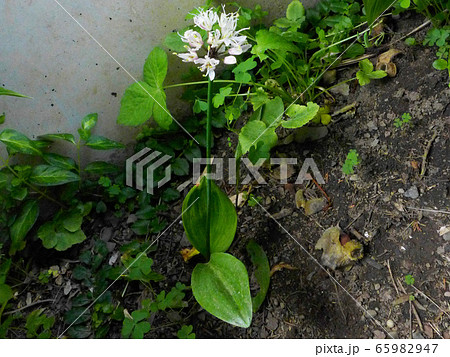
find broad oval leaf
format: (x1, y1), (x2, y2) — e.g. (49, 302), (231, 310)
(282, 102), (320, 129)
(192, 252), (252, 328)
(0, 129), (42, 156)
(29, 165), (80, 186)
(42, 153), (77, 171)
(37, 133), (76, 145)
(9, 200), (39, 255)
(286, 0), (305, 21)
(85, 135), (124, 150)
(84, 161), (120, 175)
(182, 177), (237, 257)
(117, 82), (155, 126)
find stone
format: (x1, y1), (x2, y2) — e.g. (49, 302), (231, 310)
(404, 186), (419, 199)
(386, 319), (395, 328)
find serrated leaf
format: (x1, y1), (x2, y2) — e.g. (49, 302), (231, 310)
(37, 133), (76, 145)
(143, 47), (168, 89)
(29, 165), (80, 186)
(356, 71), (370, 86)
(282, 102), (319, 129)
(286, 0), (305, 21)
(261, 97), (284, 126)
(0, 129), (42, 156)
(238, 120), (278, 156)
(182, 177), (237, 257)
(85, 135), (124, 150)
(9, 200), (39, 255)
(192, 253), (252, 328)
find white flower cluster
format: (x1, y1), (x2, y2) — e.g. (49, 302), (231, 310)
(175, 7), (251, 81)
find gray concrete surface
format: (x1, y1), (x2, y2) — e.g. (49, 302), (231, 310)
(0, 0), (318, 163)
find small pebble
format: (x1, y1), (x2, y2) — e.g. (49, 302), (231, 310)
(444, 292), (450, 298)
(366, 309), (377, 318)
(398, 188), (405, 194)
(374, 283), (381, 290)
(386, 319), (395, 328)
(404, 186), (419, 199)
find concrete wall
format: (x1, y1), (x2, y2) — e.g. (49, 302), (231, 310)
(0, 0), (318, 163)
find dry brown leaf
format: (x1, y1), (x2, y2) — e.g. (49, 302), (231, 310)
(393, 294), (410, 306)
(180, 247), (200, 262)
(270, 262), (298, 277)
(376, 49), (402, 77)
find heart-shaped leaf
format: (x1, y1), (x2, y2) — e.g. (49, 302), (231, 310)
(182, 177), (237, 257)
(192, 253), (252, 328)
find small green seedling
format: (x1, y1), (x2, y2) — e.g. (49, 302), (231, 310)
(248, 194), (263, 207)
(342, 149), (360, 175)
(394, 112), (411, 128)
(405, 274), (415, 286)
(356, 59), (387, 86)
(121, 309), (151, 339)
(177, 325), (196, 339)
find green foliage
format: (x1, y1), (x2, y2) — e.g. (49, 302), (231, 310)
(356, 59), (387, 85)
(25, 309), (55, 338)
(246, 240), (271, 312)
(342, 149), (360, 175)
(362, 0), (394, 26)
(149, 282), (188, 312)
(394, 112), (412, 128)
(121, 309), (151, 339)
(247, 194), (262, 207)
(0, 87), (31, 98)
(191, 253), (253, 328)
(182, 176), (237, 257)
(177, 325), (196, 339)
(117, 47), (173, 129)
(405, 274), (415, 286)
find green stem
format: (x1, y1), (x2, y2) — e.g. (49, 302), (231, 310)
(205, 78), (213, 260)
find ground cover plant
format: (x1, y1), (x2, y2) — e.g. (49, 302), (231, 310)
(1, 0), (449, 339)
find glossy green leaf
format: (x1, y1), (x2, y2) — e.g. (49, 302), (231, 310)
(182, 177), (237, 257)
(359, 58), (374, 73)
(0, 88), (30, 98)
(0, 284), (13, 305)
(192, 253), (252, 328)
(42, 153), (77, 171)
(282, 102), (320, 129)
(433, 59), (448, 70)
(38, 133), (76, 145)
(363, 0), (393, 26)
(84, 161), (120, 175)
(85, 136), (125, 150)
(63, 211), (83, 232)
(9, 200), (39, 255)
(38, 222), (86, 251)
(0, 129), (42, 156)
(246, 240), (270, 312)
(164, 32), (186, 52)
(29, 165), (80, 186)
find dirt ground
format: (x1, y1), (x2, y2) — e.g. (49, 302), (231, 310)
(9, 12), (449, 339)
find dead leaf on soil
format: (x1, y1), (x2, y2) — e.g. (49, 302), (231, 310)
(295, 189), (327, 215)
(393, 294), (410, 306)
(376, 49), (402, 77)
(229, 192), (246, 207)
(270, 262), (298, 277)
(315, 226), (364, 270)
(180, 247), (200, 262)
(272, 208), (293, 220)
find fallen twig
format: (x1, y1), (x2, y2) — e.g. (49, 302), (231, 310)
(411, 285), (450, 319)
(397, 278), (424, 332)
(4, 299), (55, 316)
(421, 130), (438, 178)
(407, 207), (450, 215)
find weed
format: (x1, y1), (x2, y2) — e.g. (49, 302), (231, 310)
(342, 149), (360, 175)
(394, 112), (412, 128)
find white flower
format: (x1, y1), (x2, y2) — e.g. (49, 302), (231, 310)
(228, 42), (251, 56)
(207, 29), (223, 49)
(176, 47), (198, 63)
(193, 8), (218, 31)
(224, 56), (236, 64)
(195, 54), (220, 81)
(179, 29), (203, 51)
